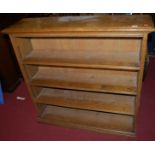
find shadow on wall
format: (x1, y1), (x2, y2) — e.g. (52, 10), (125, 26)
(0, 81), (4, 104)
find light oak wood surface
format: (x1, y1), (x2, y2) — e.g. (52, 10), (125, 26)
(3, 15), (154, 33)
(29, 66), (137, 95)
(3, 15), (155, 136)
(40, 105), (134, 132)
(35, 87), (135, 115)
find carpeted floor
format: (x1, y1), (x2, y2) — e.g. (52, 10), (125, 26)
(0, 57), (155, 140)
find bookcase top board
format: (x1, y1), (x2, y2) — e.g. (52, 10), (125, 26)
(3, 15), (155, 33)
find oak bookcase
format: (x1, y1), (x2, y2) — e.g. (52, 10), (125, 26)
(3, 15), (155, 136)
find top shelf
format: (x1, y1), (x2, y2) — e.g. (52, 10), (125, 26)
(23, 50), (140, 71)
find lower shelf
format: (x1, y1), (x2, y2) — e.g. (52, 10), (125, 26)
(35, 87), (135, 115)
(38, 105), (135, 136)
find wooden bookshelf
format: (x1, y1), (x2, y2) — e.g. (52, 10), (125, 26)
(3, 15), (155, 136)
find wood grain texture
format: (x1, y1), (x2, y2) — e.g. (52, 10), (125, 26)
(5, 15), (154, 136)
(29, 66), (138, 95)
(9, 36), (43, 114)
(22, 38), (141, 70)
(134, 34), (148, 132)
(35, 87), (135, 115)
(15, 37), (32, 58)
(8, 32), (144, 38)
(23, 52), (140, 71)
(39, 105), (134, 133)
(3, 15), (155, 33)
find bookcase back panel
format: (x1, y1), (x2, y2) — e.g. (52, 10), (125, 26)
(30, 38), (141, 67)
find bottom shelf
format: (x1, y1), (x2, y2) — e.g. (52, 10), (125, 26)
(38, 105), (135, 136)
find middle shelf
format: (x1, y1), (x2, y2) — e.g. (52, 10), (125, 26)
(27, 65), (138, 95)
